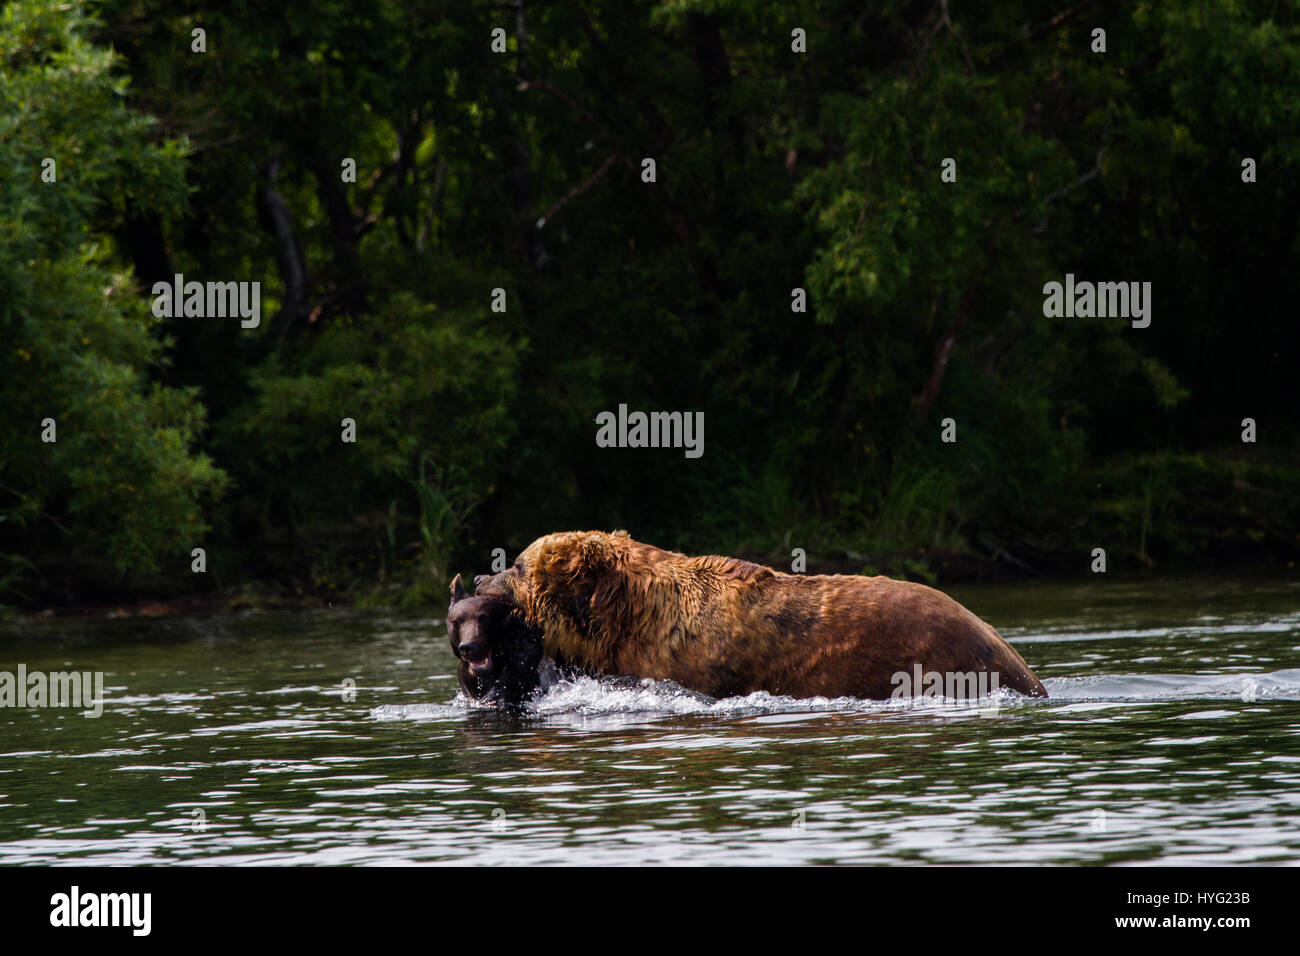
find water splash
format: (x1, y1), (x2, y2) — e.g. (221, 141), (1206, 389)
(371, 674), (1034, 723)
(1045, 667), (1300, 701)
(370, 666), (1300, 724)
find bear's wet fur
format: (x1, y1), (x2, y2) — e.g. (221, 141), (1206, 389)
(447, 574), (545, 706)
(470, 531), (1047, 701)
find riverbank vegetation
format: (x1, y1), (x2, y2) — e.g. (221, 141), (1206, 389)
(2, 0), (1296, 610)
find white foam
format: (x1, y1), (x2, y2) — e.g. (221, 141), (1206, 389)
(370, 674), (1034, 723)
(1044, 667), (1300, 701)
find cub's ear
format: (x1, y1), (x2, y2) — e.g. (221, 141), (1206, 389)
(450, 573), (468, 604)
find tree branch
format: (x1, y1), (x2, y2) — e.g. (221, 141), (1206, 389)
(1032, 146), (1105, 233)
(912, 287), (975, 420)
(939, 0), (975, 72)
(1027, 0), (1104, 41)
(536, 153), (617, 229)
(255, 158), (310, 338)
(517, 79), (639, 176)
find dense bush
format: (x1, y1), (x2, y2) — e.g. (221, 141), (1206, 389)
(2, 0), (1296, 604)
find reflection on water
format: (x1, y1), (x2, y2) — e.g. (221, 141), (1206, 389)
(1, 575), (1298, 864)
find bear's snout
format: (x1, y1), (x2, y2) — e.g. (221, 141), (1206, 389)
(452, 623), (495, 676)
(473, 570), (516, 600)
(454, 633), (485, 662)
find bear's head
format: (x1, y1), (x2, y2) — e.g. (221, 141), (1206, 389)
(447, 573), (545, 706)
(472, 531), (633, 655)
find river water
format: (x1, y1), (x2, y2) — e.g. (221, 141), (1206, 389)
(2, 575), (1297, 864)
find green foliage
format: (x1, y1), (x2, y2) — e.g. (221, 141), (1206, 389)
(1089, 450), (1300, 565)
(3, 0), (1298, 603)
(0, 0), (226, 589)
(219, 288), (519, 602)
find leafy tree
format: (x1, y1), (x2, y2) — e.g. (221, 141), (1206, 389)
(0, 0), (226, 598)
(3, 0), (1296, 602)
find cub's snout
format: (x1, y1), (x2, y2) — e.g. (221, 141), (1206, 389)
(447, 574), (545, 706)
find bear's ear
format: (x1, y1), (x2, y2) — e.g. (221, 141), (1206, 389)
(449, 573), (468, 604)
(577, 532), (620, 569)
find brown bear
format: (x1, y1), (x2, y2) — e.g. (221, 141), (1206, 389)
(447, 574), (545, 706)
(471, 531), (1047, 700)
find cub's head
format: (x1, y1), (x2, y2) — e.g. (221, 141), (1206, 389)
(447, 574), (544, 706)
(472, 531), (631, 642)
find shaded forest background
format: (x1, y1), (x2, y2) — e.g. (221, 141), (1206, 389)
(1, 0), (1297, 609)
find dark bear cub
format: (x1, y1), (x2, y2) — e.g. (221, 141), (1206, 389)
(447, 574), (544, 706)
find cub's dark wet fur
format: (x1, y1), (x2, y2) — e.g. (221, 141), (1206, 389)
(447, 574), (544, 706)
